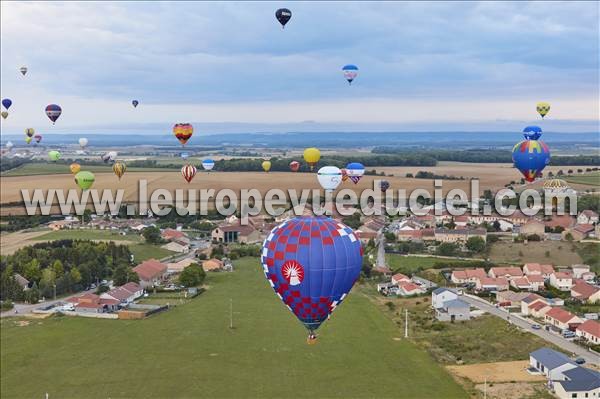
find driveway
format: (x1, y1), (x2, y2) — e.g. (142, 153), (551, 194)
(462, 294), (600, 366)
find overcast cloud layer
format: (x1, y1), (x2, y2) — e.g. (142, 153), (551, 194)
(1, 1), (598, 133)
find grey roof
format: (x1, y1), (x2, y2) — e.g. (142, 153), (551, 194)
(558, 367), (600, 392)
(432, 287), (455, 295)
(530, 348), (575, 370)
(444, 299), (469, 309)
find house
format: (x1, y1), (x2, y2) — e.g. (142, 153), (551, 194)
(553, 366), (600, 399)
(523, 263), (555, 280)
(475, 277), (509, 292)
(571, 264), (591, 279)
(397, 230), (423, 242)
(13, 273), (30, 291)
(397, 281), (426, 296)
(575, 319), (600, 345)
(133, 259), (168, 288)
(571, 281), (600, 304)
(529, 348), (578, 380)
(356, 230), (378, 244)
(520, 293), (546, 315)
(454, 215), (468, 227)
(526, 275), (545, 291)
(495, 291), (531, 307)
(161, 241), (189, 253)
(211, 223), (261, 244)
(166, 258), (197, 274)
(489, 266), (523, 280)
(202, 258), (224, 272)
(67, 293), (120, 313)
(528, 301), (552, 319)
(510, 277), (534, 291)
(549, 272), (573, 291)
(544, 307), (583, 331)
(161, 228), (187, 242)
(564, 224), (595, 241)
(377, 282), (396, 294)
(391, 273), (411, 286)
(101, 282), (143, 305)
(520, 219), (546, 237)
(577, 210), (599, 225)
(434, 298), (471, 322)
(431, 287), (458, 309)
(434, 228), (487, 243)
(450, 268), (487, 285)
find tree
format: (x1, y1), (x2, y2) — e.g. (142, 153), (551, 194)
(384, 232), (396, 242)
(52, 260), (64, 278)
(466, 237), (486, 253)
(25, 282), (40, 304)
(69, 267), (82, 285)
(113, 265), (139, 286)
(436, 242), (458, 256)
(142, 226), (163, 244)
(492, 221), (501, 231)
(565, 232), (574, 242)
(179, 263), (206, 287)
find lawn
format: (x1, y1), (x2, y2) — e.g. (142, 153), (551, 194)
(0, 257), (467, 398)
(487, 241), (582, 266)
(385, 254), (484, 274)
(564, 171), (600, 186)
(32, 229), (142, 242)
(128, 243), (175, 262)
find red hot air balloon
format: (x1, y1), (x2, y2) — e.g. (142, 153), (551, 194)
(289, 160), (300, 172)
(173, 123), (193, 146)
(181, 164), (197, 183)
(45, 104), (62, 124)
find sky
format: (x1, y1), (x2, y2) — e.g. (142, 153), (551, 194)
(1, 1), (599, 134)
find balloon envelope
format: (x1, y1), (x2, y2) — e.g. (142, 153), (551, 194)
(260, 216), (363, 334)
(289, 160), (300, 172)
(181, 164), (197, 183)
(48, 150), (61, 161)
(2, 99), (12, 110)
(512, 135), (550, 183)
(262, 160), (272, 172)
(317, 166), (342, 191)
(19, 66), (27, 76)
(101, 151), (117, 163)
(202, 159), (215, 171)
(24, 137), (32, 144)
(25, 128), (35, 137)
(74, 171), (95, 190)
(45, 104), (62, 123)
(173, 123), (193, 146)
(70, 163), (81, 174)
(132, 100), (139, 108)
(6, 141), (13, 150)
(536, 102), (550, 118)
(303, 147), (321, 170)
(275, 8), (292, 27)
(79, 137), (88, 148)
(1, 112), (7, 120)
(345, 162), (365, 184)
(342, 64), (359, 84)
(112, 161), (127, 180)
(380, 180), (390, 192)
(34, 134), (42, 143)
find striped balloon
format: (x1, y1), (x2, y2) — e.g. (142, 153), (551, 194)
(173, 123), (193, 146)
(112, 161), (127, 180)
(181, 164), (197, 183)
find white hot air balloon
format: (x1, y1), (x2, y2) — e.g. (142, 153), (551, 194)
(101, 151), (118, 163)
(317, 166), (342, 192)
(6, 141), (14, 151)
(79, 137), (88, 149)
(202, 159), (215, 171)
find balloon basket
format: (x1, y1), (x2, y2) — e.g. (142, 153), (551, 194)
(306, 334), (318, 345)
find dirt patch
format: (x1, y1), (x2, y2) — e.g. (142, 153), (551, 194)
(488, 241), (582, 266)
(447, 360), (545, 383)
(15, 320), (30, 327)
(474, 382), (547, 399)
(0, 230), (51, 255)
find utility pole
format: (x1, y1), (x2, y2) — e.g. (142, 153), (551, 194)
(404, 309), (408, 338)
(53, 284), (56, 301)
(229, 298), (233, 329)
(483, 377), (487, 399)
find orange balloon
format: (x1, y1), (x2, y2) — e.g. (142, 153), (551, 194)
(173, 123), (193, 146)
(70, 163), (81, 174)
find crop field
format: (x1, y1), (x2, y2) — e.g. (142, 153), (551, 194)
(1, 162), (168, 176)
(487, 241), (583, 266)
(0, 257), (467, 399)
(564, 171), (600, 186)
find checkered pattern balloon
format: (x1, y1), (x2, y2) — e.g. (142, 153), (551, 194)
(261, 216), (363, 333)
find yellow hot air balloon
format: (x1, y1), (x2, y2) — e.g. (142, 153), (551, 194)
(262, 160), (272, 172)
(1, 111), (8, 119)
(112, 161), (127, 180)
(303, 147), (321, 171)
(25, 136), (32, 144)
(536, 102), (550, 118)
(70, 163), (81, 174)
(25, 128), (35, 137)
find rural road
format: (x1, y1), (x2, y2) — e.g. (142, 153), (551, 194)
(462, 294), (600, 366)
(0, 287), (97, 318)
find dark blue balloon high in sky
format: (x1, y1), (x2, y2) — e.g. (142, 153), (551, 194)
(2, 98), (12, 110)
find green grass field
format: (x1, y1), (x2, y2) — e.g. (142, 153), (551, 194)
(564, 171), (600, 186)
(385, 254), (484, 274)
(129, 243), (175, 262)
(488, 241), (582, 266)
(0, 257), (467, 398)
(33, 229), (142, 242)
(1, 163), (168, 176)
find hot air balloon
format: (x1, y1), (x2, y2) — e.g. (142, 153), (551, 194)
(262, 160), (272, 172)
(6, 141), (14, 151)
(202, 159), (215, 171)
(173, 123), (193, 146)
(25, 128), (34, 138)
(112, 161), (127, 180)
(261, 216), (363, 342)
(275, 8), (292, 28)
(34, 134), (42, 144)
(25, 137), (32, 144)
(45, 104), (62, 124)
(19, 66), (27, 76)
(341, 168), (349, 182)
(303, 147), (320, 171)
(132, 100), (139, 108)
(70, 163), (81, 174)
(181, 152), (190, 160)
(2, 99), (12, 110)
(48, 150), (61, 162)
(536, 102), (550, 118)
(289, 160), (300, 172)
(512, 126), (550, 183)
(74, 171), (95, 190)
(101, 151), (117, 163)
(379, 180), (390, 192)
(78, 137), (88, 149)
(317, 166), (342, 192)
(345, 162), (365, 184)
(342, 65), (359, 85)
(181, 164), (197, 183)
(1, 112), (7, 120)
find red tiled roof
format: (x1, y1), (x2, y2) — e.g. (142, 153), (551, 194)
(573, 224), (595, 234)
(544, 216), (575, 229)
(581, 210), (599, 218)
(398, 230), (423, 238)
(121, 282), (142, 293)
(553, 272), (572, 280)
(490, 267), (523, 277)
(133, 259), (167, 281)
(576, 319), (600, 338)
(529, 301), (548, 311)
(524, 263), (554, 274)
(512, 277), (531, 287)
(398, 282), (420, 292)
(217, 223), (256, 235)
(546, 307), (577, 324)
(392, 273), (410, 282)
(75, 302), (104, 309)
(571, 282), (600, 300)
(526, 275), (544, 283)
(452, 268), (487, 280)
(161, 228), (186, 240)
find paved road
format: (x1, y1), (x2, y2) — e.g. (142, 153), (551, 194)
(0, 286), (98, 318)
(376, 233), (386, 267)
(462, 294), (600, 366)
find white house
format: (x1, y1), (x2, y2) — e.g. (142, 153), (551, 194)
(553, 367), (600, 399)
(549, 272), (573, 291)
(544, 307), (583, 331)
(575, 319), (600, 345)
(431, 287), (458, 309)
(571, 264), (591, 279)
(529, 348), (578, 380)
(577, 210), (599, 225)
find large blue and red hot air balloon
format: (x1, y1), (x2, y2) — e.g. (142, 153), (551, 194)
(512, 126), (550, 183)
(261, 216), (363, 343)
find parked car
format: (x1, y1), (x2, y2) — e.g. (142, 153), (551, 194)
(562, 330), (576, 338)
(531, 324), (541, 330)
(575, 357), (586, 365)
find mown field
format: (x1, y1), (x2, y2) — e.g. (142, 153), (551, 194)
(487, 241), (583, 266)
(1, 162), (167, 176)
(32, 229), (142, 242)
(564, 171), (600, 186)
(385, 254), (485, 274)
(0, 257), (467, 399)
